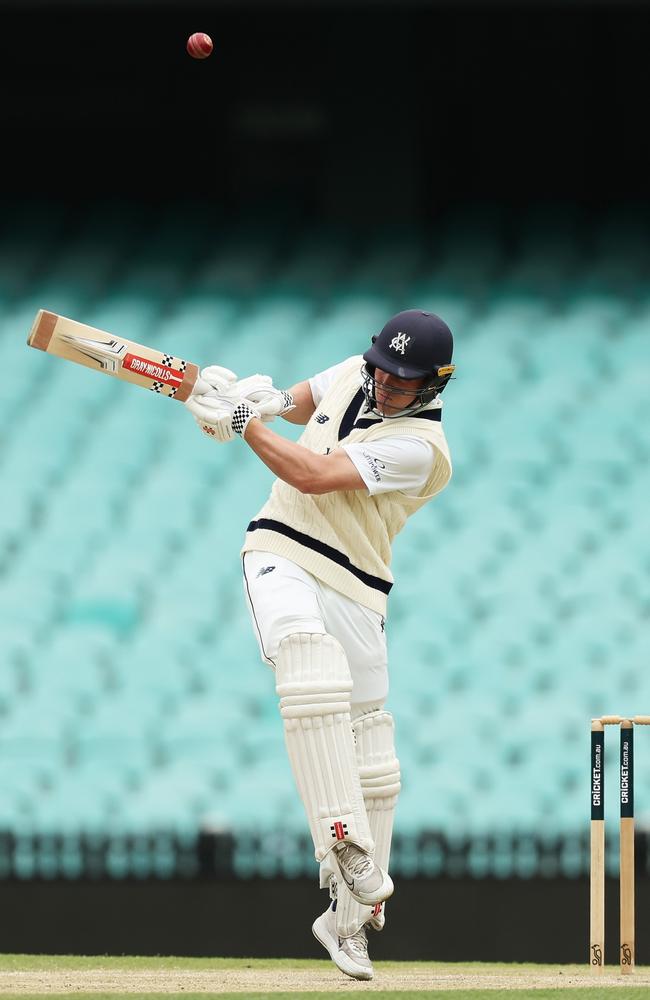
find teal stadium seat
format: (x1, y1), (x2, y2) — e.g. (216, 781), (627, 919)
(1, 205), (649, 872)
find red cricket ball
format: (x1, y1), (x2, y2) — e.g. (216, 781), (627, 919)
(186, 32), (213, 60)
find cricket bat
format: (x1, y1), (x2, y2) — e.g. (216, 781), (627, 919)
(27, 309), (200, 402)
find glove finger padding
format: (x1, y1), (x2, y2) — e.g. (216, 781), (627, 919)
(198, 365), (238, 393)
(235, 374), (274, 399)
(185, 394), (234, 423)
(246, 387), (295, 421)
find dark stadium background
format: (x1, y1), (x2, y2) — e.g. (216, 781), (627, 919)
(3, 0), (648, 212)
(1, 0), (649, 964)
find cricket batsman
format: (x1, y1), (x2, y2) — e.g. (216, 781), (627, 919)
(185, 309), (455, 980)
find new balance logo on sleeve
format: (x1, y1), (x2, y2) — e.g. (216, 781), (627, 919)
(315, 412), (330, 423)
(256, 565), (276, 578)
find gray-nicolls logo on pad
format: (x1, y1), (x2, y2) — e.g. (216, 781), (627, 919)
(389, 332), (410, 354)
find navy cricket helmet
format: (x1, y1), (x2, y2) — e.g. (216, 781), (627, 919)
(362, 309), (455, 417)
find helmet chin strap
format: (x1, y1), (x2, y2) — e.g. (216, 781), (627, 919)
(361, 364), (437, 419)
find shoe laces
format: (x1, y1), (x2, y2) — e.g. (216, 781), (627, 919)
(346, 926), (369, 959)
(336, 843), (374, 879)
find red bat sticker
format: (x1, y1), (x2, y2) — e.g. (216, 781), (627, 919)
(123, 353), (183, 385)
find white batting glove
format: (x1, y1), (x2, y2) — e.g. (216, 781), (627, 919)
(209, 373), (294, 423)
(193, 368), (295, 424)
(244, 385), (295, 422)
(185, 394), (237, 443)
(186, 365), (293, 441)
(235, 374), (274, 397)
(193, 365), (238, 397)
(187, 366), (246, 442)
(186, 391), (264, 441)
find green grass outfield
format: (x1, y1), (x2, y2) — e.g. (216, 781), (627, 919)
(0, 954), (648, 999)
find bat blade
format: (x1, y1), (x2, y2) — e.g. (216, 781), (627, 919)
(27, 309), (199, 402)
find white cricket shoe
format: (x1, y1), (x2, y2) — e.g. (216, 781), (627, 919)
(332, 841), (393, 906)
(312, 903), (374, 981)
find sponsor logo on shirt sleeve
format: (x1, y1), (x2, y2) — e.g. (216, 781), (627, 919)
(361, 451), (386, 483)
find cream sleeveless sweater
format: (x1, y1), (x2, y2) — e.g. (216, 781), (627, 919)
(241, 356), (452, 615)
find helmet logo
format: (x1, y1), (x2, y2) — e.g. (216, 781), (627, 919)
(389, 332), (410, 355)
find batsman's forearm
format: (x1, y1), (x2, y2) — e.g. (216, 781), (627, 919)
(243, 418), (322, 492)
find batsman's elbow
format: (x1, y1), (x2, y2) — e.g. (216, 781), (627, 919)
(297, 455), (367, 495)
(291, 473), (328, 495)
(299, 471), (353, 495)
(288, 455), (332, 495)
(300, 481), (332, 496)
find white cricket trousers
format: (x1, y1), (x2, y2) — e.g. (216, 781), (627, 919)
(242, 550), (389, 709)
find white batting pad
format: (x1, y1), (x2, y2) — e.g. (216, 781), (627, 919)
(335, 710), (401, 937)
(276, 633), (374, 861)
